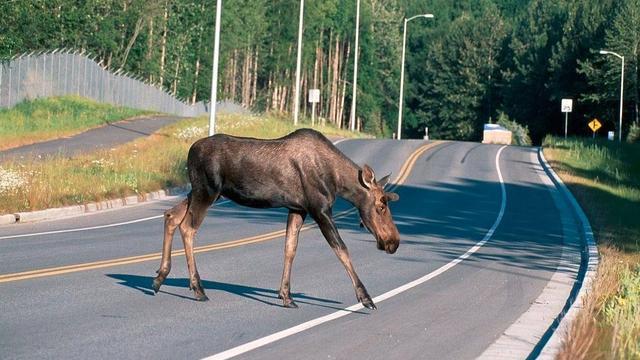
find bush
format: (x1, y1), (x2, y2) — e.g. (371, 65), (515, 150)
(496, 111), (532, 146)
(627, 123), (640, 143)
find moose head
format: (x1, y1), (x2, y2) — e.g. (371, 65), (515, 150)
(358, 165), (400, 254)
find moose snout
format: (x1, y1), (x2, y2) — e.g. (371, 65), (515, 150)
(385, 241), (399, 254)
(377, 232), (400, 254)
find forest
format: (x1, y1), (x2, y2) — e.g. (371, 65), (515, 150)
(0, 0), (639, 143)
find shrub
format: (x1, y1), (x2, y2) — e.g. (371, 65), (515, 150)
(496, 111), (532, 146)
(627, 123), (640, 143)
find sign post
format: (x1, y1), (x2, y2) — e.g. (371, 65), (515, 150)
(308, 89), (320, 126)
(561, 99), (573, 139)
(588, 118), (602, 139)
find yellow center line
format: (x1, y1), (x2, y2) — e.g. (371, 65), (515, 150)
(0, 141), (444, 284)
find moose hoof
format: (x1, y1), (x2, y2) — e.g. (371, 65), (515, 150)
(283, 300), (299, 309)
(151, 279), (162, 294)
(195, 293), (209, 302)
(361, 298), (377, 310)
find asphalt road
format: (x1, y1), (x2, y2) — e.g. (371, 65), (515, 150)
(0, 115), (182, 161)
(0, 139), (577, 359)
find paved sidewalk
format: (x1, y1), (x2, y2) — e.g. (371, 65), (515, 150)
(1, 115), (183, 162)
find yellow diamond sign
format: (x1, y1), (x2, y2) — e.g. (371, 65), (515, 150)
(588, 119), (602, 133)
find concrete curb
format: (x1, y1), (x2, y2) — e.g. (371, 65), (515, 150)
(0, 214), (17, 225)
(2, 185), (190, 225)
(537, 148), (599, 358)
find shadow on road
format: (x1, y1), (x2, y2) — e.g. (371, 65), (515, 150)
(105, 273), (368, 313)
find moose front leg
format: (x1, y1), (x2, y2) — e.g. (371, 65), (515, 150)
(279, 210), (307, 308)
(313, 210), (376, 310)
(153, 198), (188, 293)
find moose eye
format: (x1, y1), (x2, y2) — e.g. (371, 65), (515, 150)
(377, 204), (386, 213)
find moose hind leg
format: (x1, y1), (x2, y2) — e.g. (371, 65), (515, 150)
(279, 210), (306, 308)
(179, 191), (216, 301)
(153, 198), (188, 293)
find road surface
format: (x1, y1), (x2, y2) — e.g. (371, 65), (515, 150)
(0, 139), (580, 359)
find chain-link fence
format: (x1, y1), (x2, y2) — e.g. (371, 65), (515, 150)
(0, 49), (208, 117)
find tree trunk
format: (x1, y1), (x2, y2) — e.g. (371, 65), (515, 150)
(302, 71), (308, 119)
(324, 30), (332, 124)
(313, 41), (320, 124)
(191, 56), (200, 104)
(231, 49), (238, 102)
(159, 1), (168, 87)
(119, 17), (145, 71)
(252, 48), (258, 107)
(338, 41), (351, 128)
(330, 35), (340, 125)
(146, 18), (154, 83)
(172, 56), (180, 95)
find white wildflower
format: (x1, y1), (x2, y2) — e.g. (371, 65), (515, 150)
(91, 158), (114, 168)
(0, 167), (27, 195)
(175, 126), (207, 140)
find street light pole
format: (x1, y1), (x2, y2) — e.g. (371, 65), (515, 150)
(293, 0), (304, 126)
(599, 50), (625, 142)
(208, 0), (222, 136)
(349, 0), (360, 132)
(397, 14), (433, 140)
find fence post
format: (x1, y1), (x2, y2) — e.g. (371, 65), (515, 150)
(0, 61), (3, 107)
(16, 56), (21, 106)
(83, 55), (88, 98)
(7, 60), (12, 107)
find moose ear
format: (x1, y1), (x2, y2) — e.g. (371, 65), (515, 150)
(359, 164), (376, 189)
(378, 174), (392, 188)
(385, 192), (400, 202)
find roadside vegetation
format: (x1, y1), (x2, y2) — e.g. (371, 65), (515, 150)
(0, 112), (367, 214)
(0, 96), (151, 151)
(543, 136), (640, 359)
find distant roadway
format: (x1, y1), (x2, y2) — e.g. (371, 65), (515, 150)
(0, 139), (580, 359)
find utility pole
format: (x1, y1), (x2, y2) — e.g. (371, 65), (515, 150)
(599, 50), (625, 142)
(349, 0), (360, 131)
(397, 14), (434, 140)
(293, 0), (304, 126)
(208, 0), (222, 136)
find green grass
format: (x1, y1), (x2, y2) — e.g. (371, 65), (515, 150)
(543, 136), (640, 359)
(0, 112), (369, 214)
(0, 96), (151, 150)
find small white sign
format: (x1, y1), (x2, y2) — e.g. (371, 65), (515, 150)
(608, 131), (615, 141)
(308, 89), (320, 103)
(561, 99), (573, 113)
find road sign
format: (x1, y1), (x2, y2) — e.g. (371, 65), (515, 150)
(588, 119), (602, 132)
(308, 89), (320, 126)
(561, 99), (573, 113)
(308, 89), (320, 103)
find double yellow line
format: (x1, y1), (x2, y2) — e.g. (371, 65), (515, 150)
(0, 141), (442, 284)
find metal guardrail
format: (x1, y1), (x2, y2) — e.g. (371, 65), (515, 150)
(0, 49), (208, 117)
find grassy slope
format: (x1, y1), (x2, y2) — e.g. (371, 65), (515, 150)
(0, 113), (369, 214)
(0, 96), (151, 150)
(543, 136), (639, 359)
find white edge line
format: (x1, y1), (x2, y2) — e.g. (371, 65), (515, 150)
(0, 139), (351, 240)
(537, 147), (599, 358)
(332, 138), (349, 146)
(202, 145), (508, 360)
(0, 200), (230, 240)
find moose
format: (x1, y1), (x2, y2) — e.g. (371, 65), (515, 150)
(152, 128), (400, 309)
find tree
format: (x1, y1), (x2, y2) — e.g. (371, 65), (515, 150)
(406, 2), (507, 140)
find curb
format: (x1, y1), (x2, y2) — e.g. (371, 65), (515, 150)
(537, 147), (599, 358)
(1, 185), (191, 225)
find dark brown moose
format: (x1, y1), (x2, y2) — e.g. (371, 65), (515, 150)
(152, 129), (400, 309)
